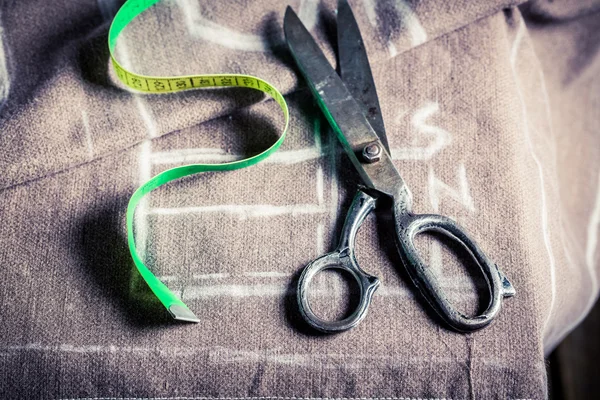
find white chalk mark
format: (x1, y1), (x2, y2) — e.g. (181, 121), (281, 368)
(317, 223), (325, 255)
(392, 102), (451, 160)
(148, 203), (328, 219)
(136, 140), (151, 240)
(363, 0), (393, 55)
(328, 128), (340, 230)
(243, 271), (288, 278)
(208, 347), (459, 369)
(298, 0), (319, 31)
(156, 275), (179, 282)
(458, 164), (475, 212)
(392, 0), (427, 47)
(177, 0), (275, 52)
(363, 0), (378, 27)
(363, 0), (427, 57)
(510, 17), (526, 69)
(80, 110), (94, 159)
(151, 148), (238, 164)
(184, 284), (286, 299)
(584, 171), (600, 304)
(429, 241), (443, 276)
(138, 140), (152, 184)
(510, 20), (556, 337)
(428, 163), (476, 214)
(0, 343), (125, 355)
(314, 116), (322, 153)
(180, 282), (475, 300)
(387, 42), (399, 58)
(317, 166), (324, 205)
(586, 172), (600, 278)
(183, 0), (311, 52)
(161, 272), (290, 281)
(539, 69), (558, 168)
(151, 271), (483, 291)
(58, 344), (108, 354)
(150, 147), (324, 165)
(0, 13), (10, 110)
(135, 140), (152, 258)
(192, 273), (230, 280)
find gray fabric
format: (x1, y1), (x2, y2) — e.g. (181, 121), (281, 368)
(0, 0), (599, 399)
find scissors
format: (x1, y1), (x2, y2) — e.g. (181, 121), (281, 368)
(284, 0), (515, 333)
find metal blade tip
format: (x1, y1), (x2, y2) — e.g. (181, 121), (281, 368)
(284, 6), (308, 50)
(169, 304), (200, 323)
(338, 0), (349, 11)
(284, 6), (298, 28)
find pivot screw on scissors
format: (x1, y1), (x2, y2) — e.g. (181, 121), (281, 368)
(361, 142), (382, 163)
(285, 0), (515, 333)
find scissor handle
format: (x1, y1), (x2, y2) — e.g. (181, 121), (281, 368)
(394, 210), (515, 332)
(297, 191), (380, 333)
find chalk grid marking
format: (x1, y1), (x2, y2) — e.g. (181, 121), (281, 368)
(98, 0), (477, 302)
(139, 102), (480, 299)
(137, 111), (336, 294)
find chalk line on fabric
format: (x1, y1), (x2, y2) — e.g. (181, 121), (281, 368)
(150, 147), (325, 165)
(243, 271), (288, 278)
(428, 164), (475, 214)
(391, 102), (451, 160)
(0, 13), (10, 111)
(177, 0), (270, 52)
(148, 204), (328, 219)
(362, 0), (426, 57)
(510, 17), (556, 337)
(317, 166), (324, 205)
(317, 223), (325, 255)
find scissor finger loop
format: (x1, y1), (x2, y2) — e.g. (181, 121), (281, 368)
(297, 251), (380, 333)
(297, 191), (380, 333)
(394, 212), (515, 332)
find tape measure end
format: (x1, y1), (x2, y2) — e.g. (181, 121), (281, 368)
(169, 304), (200, 323)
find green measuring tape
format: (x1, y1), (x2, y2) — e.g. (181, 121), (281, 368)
(109, 0), (289, 322)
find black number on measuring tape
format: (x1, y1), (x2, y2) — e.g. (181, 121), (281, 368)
(242, 77), (255, 87)
(131, 77), (143, 88)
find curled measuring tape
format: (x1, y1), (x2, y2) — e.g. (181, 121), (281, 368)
(109, 0), (289, 322)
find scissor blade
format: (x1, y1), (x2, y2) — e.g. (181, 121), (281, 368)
(284, 7), (405, 197)
(337, 0), (389, 154)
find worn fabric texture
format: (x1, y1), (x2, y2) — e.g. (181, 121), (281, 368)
(0, 0), (599, 399)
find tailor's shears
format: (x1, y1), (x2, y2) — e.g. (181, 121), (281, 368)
(284, 0), (515, 333)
